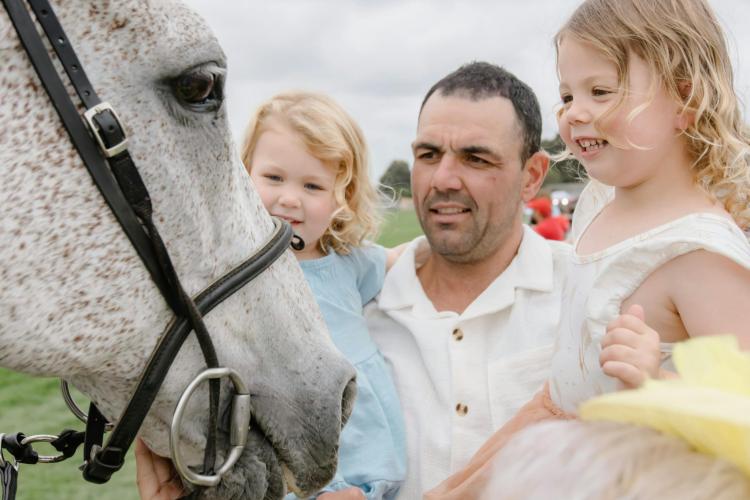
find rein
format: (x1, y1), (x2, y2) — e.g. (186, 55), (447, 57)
(0, 0), (301, 497)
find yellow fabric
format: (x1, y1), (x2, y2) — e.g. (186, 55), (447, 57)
(580, 335), (750, 475)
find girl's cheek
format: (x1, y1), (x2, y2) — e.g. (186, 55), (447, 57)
(256, 189), (275, 212)
(557, 118), (574, 149)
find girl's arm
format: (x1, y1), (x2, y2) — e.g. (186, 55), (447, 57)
(319, 488), (365, 500)
(668, 250), (750, 349)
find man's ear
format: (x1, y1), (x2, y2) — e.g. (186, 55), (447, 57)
(521, 151), (550, 203)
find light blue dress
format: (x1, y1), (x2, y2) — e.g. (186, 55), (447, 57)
(286, 245), (406, 500)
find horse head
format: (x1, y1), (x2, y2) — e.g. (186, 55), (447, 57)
(0, 1), (356, 498)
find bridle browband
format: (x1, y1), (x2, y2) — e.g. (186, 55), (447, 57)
(0, 0), (299, 495)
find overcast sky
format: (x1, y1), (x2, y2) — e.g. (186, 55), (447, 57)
(183, 0), (750, 181)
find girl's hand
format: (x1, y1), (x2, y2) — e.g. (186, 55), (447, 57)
(135, 438), (184, 500)
(318, 487), (366, 500)
(600, 304), (661, 389)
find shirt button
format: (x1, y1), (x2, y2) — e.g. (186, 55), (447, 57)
(455, 403), (469, 416)
(452, 328), (464, 341)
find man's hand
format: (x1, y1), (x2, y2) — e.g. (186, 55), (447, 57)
(600, 304), (661, 389)
(135, 438), (184, 500)
(318, 487), (366, 500)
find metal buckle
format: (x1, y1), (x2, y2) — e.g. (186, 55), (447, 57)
(170, 368), (251, 487)
(83, 102), (128, 158)
(59, 380), (115, 431)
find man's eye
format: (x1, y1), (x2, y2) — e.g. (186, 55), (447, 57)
(418, 151), (436, 160)
(468, 155), (488, 164)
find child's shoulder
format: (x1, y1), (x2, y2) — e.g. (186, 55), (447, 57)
(331, 243), (386, 273)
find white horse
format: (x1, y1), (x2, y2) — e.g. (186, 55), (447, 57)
(484, 420), (750, 499)
(0, 1), (356, 498)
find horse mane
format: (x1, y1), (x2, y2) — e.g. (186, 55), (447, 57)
(484, 420), (750, 499)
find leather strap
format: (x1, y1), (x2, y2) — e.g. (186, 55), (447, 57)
(1, 0), (176, 306)
(1, 462), (17, 500)
(82, 218), (292, 483)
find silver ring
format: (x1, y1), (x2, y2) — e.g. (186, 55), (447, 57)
(18, 434), (67, 463)
(60, 380), (115, 432)
(170, 367), (251, 487)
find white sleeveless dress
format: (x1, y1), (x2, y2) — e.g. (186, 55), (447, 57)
(549, 182), (750, 414)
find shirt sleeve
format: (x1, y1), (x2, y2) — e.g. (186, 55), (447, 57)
(351, 244), (387, 306)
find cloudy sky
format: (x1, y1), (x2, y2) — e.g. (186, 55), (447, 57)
(183, 0), (750, 181)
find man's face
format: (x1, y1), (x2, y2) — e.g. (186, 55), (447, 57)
(411, 92), (527, 263)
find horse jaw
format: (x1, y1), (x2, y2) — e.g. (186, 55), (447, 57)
(1, 1), (355, 498)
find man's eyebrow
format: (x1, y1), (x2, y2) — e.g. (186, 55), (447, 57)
(412, 141), (441, 152)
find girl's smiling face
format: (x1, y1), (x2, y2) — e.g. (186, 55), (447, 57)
(556, 36), (686, 188)
(248, 117), (338, 260)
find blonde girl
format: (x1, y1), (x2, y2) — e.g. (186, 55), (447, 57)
(427, 1), (750, 497)
(549, 0), (750, 409)
(241, 91), (405, 500)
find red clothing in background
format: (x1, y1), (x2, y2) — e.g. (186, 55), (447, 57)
(534, 217), (566, 241)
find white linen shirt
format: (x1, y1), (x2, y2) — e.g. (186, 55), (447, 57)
(366, 226), (569, 499)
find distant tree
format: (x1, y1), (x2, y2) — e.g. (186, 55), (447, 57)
(379, 159), (412, 198)
(541, 134), (587, 186)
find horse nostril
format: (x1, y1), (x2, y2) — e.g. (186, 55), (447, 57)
(340, 377), (357, 428)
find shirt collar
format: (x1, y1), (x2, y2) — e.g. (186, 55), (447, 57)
(377, 226), (555, 316)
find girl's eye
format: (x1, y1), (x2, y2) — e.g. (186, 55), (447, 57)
(592, 88), (612, 97)
(560, 94), (573, 105)
(264, 174), (282, 182)
(305, 183), (324, 191)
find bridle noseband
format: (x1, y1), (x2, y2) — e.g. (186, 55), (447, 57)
(0, 0), (300, 495)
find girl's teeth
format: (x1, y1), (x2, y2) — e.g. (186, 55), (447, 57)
(578, 139), (606, 151)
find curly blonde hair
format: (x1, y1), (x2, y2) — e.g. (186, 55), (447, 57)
(556, 0), (750, 229)
(241, 91), (381, 254)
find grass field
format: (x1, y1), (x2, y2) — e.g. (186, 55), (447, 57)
(377, 207), (423, 248)
(0, 209), (422, 500)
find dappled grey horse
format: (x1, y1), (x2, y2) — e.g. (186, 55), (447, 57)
(0, 1), (355, 498)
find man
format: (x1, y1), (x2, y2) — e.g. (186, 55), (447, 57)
(366, 62), (570, 498)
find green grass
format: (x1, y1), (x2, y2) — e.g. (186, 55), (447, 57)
(0, 209), (419, 499)
(0, 369), (138, 499)
(377, 207), (423, 247)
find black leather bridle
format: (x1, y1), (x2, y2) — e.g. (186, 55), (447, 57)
(0, 0), (301, 496)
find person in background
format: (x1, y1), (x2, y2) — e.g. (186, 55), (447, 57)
(526, 196), (567, 241)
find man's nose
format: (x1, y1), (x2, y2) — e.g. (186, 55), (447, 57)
(431, 154), (463, 192)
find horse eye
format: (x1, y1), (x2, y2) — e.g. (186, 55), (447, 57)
(172, 69), (223, 111)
